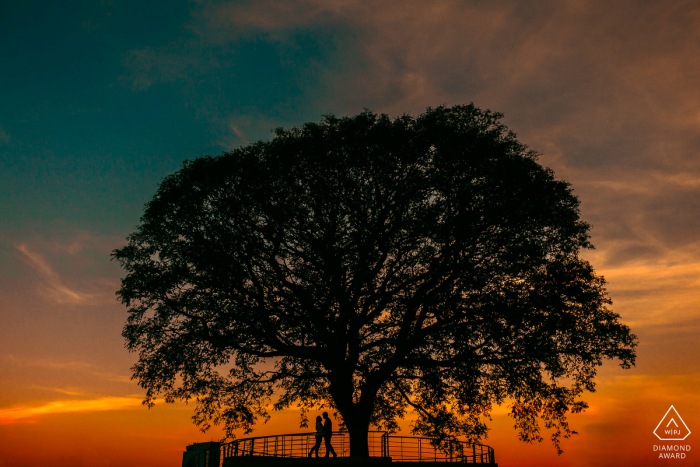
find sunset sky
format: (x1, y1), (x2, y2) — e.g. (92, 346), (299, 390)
(2, 1), (700, 466)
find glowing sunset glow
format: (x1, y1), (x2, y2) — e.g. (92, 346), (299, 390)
(2, 1), (700, 466)
(0, 396), (145, 424)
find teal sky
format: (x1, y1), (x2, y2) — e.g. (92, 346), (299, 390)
(2, 2), (700, 465)
(0, 1), (358, 237)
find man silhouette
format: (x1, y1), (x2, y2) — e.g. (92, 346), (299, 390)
(322, 412), (337, 458)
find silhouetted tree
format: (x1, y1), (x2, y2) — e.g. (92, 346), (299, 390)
(113, 104), (636, 456)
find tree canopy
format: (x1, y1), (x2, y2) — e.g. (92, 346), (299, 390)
(113, 103), (636, 456)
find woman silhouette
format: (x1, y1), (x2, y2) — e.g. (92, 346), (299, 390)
(308, 415), (324, 457)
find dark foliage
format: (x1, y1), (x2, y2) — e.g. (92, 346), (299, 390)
(113, 104), (636, 456)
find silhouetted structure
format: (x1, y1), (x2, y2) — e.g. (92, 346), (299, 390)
(183, 441), (220, 467)
(184, 432), (496, 466)
(115, 103), (636, 457)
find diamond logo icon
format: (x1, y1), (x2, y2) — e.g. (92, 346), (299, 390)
(654, 405), (691, 440)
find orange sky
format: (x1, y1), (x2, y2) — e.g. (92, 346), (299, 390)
(2, 1), (700, 466)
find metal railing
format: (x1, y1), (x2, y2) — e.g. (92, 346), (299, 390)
(383, 435), (494, 463)
(223, 431), (386, 459)
(186, 432), (495, 466)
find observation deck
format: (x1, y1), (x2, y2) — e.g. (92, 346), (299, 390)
(183, 432), (496, 467)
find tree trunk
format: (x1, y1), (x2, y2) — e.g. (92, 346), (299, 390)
(328, 374), (377, 457)
(343, 406), (373, 457)
(349, 427), (370, 457)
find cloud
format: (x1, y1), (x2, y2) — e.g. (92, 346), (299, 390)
(48, 230), (92, 256)
(27, 386), (86, 397)
(178, 0), (700, 327)
(191, 0), (341, 42)
(10, 230), (124, 306)
(117, 1), (353, 148)
(15, 243), (92, 304)
(595, 251), (700, 330)
(185, 0), (700, 170)
(113, 1), (700, 336)
(3, 355), (133, 384)
(227, 122), (249, 146)
(120, 43), (224, 92)
(0, 396), (145, 425)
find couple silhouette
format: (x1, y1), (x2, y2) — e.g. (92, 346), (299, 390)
(308, 412), (337, 458)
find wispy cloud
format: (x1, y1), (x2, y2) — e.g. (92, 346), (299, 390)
(48, 230), (92, 256)
(120, 44), (222, 92)
(594, 252), (700, 330)
(0, 396), (145, 425)
(3, 355), (133, 384)
(15, 242), (93, 304)
(227, 122), (249, 146)
(27, 385), (87, 397)
(180, 0), (700, 337)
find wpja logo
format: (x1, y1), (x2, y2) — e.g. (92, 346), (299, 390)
(653, 405), (691, 460)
